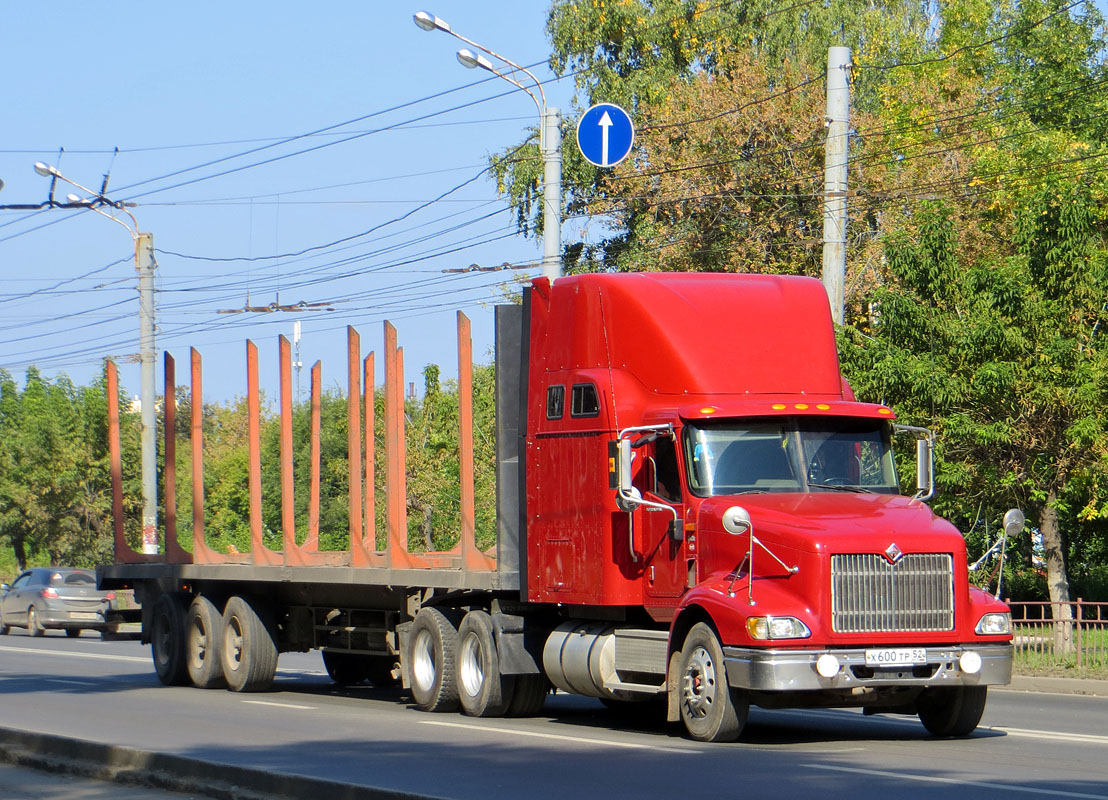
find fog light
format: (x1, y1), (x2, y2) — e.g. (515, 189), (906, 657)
(959, 650), (982, 674)
(816, 653), (840, 678)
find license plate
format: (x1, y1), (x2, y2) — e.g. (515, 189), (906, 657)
(865, 647), (927, 667)
(69, 612), (101, 621)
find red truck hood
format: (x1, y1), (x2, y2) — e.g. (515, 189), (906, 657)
(697, 492), (965, 557)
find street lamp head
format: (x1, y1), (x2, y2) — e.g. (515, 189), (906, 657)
(413, 11), (449, 32)
(65, 193), (83, 204)
(34, 162), (59, 178)
(456, 48), (493, 71)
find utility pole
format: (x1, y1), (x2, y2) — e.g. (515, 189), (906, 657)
(137, 233), (158, 554)
(541, 106), (562, 282)
(822, 46), (851, 325)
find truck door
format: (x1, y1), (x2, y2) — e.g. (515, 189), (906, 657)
(641, 437), (687, 600)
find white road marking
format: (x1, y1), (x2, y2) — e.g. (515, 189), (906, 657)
(986, 726), (1108, 746)
(0, 645), (148, 663)
(241, 700), (317, 710)
(805, 765), (1108, 799)
(43, 678), (96, 686)
(420, 719), (702, 754)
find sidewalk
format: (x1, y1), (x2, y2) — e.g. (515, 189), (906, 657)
(1004, 674), (1108, 696)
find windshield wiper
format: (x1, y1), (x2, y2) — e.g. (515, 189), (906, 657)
(808, 483), (874, 493)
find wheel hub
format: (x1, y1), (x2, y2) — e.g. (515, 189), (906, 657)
(683, 645), (717, 719)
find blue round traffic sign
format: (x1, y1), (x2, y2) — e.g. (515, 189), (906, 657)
(576, 103), (635, 168)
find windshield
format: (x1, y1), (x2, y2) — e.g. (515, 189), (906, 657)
(683, 417), (899, 496)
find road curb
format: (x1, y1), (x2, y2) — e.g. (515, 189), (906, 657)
(1002, 675), (1108, 697)
(0, 726), (443, 800)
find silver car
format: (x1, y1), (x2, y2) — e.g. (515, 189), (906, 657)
(0, 568), (118, 638)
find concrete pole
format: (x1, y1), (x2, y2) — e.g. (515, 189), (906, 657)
(137, 232), (159, 554)
(541, 106), (562, 281)
(822, 46), (851, 325)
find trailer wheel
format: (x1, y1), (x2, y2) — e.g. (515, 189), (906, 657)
(505, 674), (549, 717)
(678, 623), (748, 742)
(457, 610), (512, 717)
(406, 607), (460, 712)
(151, 592), (190, 686)
(186, 595), (227, 689)
(917, 685), (988, 737)
(220, 596), (278, 693)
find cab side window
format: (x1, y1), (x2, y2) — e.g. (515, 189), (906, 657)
(653, 437), (681, 501)
(570, 383), (599, 418)
(546, 385), (565, 419)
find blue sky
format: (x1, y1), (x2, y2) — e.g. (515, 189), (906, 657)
(0, 2), (575, 403)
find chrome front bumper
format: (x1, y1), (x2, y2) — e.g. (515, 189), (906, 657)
(723, 643), (1013, 692)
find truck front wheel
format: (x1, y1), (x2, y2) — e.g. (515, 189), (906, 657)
(457, 610), (512, 717)
(407, 607), (460, 712)
(917, 685), (988, 737)
(220, 596), (278, 692)
(678, 623), (749, 742)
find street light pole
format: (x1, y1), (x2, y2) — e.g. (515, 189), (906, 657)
(33, 162), (160, 555)
(414, 11), (561, 281)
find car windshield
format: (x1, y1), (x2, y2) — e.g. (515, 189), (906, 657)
(683, 417), (899, 496)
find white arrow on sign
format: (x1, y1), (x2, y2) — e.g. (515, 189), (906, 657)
(599, 110), (613, 166)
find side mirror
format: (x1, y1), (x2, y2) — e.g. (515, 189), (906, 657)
(895, 424), (935, 501)
(616, 438), (641, 511)
(0, 583), (8, 593)
(722, 506), (752, 536)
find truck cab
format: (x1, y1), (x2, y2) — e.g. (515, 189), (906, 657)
(524, 272), (1013, 741)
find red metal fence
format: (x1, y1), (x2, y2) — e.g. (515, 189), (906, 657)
(1006, 599), (1108, 672)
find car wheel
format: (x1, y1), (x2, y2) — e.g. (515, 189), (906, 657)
(66, 628), (82, 638)
(0, 623), (10, 636)
(28, 608), (45, 638)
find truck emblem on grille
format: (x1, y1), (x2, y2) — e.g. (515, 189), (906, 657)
(884, 543), (904, 564)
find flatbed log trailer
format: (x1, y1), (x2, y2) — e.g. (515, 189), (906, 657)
(99, 273), (1017, 742)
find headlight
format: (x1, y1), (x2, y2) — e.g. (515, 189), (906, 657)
(746, 616), (811, 640)
(975, 612), (1011, 635)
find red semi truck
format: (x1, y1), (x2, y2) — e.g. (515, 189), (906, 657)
(99, 272), (1016, 742)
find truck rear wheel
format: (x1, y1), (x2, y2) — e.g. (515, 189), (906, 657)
(505, 674), (548, 717)
(678, 623), (748, 742)
(407, 607), (460, 712)
(917, 685), (988, 737)
(151, 592), (190, 686)
(220, 596), (278, 693)
(457, 610), (511, 717)
(186, 595), (226, 689)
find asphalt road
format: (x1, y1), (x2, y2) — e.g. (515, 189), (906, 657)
(1, 629), (1107, 800)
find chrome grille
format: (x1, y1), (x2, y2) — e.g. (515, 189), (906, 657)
(831, 553), (954, 633)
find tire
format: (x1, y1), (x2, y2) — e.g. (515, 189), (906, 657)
(28, 608), (45, 638)
(505, 674), (548, 717)
(0, 623), (9, 636)
(456, 610), (511, 718)
(220, 596), (278, 693)
(323, 651), (371, 685)
(406, 607), (460, 712)
(151, 592), (190, 686)
(66, 628), (82, 638)
(917, 685), (988, 737)
(677, 623), (748, 742)
(186, 596), (227, 689)
(366, 656), (400, 687)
